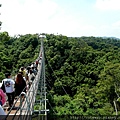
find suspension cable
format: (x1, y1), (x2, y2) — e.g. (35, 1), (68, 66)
(44, 51), (68, 95)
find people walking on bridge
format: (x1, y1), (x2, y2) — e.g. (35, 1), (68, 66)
(1, 73), (15, 110)
(19, 71), (26, 81)
(31, 66), (37, 75)
(31, 62), (38, 72)
(15, 73), (26, 98)
(35, 60), (39, 68)
(31, 62), (35, 68)
(28, 69), (35, 84)
(19, 67), (27, 79)
(26, 66), (31, 75)
(0, 88), (6, 106)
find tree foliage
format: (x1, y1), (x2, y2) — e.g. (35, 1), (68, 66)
(0, 32), (40, 79)
(1, 32), (120, 116)
(44, 34), (120, 116)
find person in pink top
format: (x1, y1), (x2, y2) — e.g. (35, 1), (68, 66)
(0, 89), (6, 106)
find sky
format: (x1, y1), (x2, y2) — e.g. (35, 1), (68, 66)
(0, 0), (120, 38)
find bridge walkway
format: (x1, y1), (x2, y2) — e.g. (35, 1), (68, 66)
(2, 35), (48, 120)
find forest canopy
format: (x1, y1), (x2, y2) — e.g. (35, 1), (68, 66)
(0, 32), (40, 80)
(0, 32), (120, 115)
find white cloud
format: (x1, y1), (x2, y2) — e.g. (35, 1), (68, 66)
(0, 0), (86, 37)
(95, 0), (120, 10)
(112, 21), (120, 28)
(0, 0), (120, 38)
(0, 0), (59, 35)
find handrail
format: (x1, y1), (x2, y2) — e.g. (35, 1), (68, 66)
(2, 36), (48, 120)
(5, 56), (42, 120)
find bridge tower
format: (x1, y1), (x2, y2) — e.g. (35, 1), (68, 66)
(33, 34), (49, 119)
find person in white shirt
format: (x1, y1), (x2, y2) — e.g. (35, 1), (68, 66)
(1, 73), (15, 110)
(28, 69), (35, 83)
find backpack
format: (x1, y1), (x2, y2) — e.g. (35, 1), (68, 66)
(31, 76), (35, 81)
(0, 89), (6, 106)
(1, 81), (6, 93)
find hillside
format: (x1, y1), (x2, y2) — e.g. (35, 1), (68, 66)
(45, 34), (120, 116)
(0, 32), (40, 80)
(1, 32), (120, 115)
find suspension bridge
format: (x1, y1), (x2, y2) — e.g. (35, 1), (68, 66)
(2, 35), (49, 120)
(0, 4), (68, 120)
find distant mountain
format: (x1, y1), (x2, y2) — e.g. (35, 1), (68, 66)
(102, 36), (120, 40)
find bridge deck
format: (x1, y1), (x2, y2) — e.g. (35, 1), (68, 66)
(4, 100), (20, 115)
(1, 38), (47, 119)
(2, 57), (42, 120)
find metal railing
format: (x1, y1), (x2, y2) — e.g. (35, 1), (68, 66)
(4, 55), (41, 120)
(5, 35), (48, 120)
(33, 37), (49, 120)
